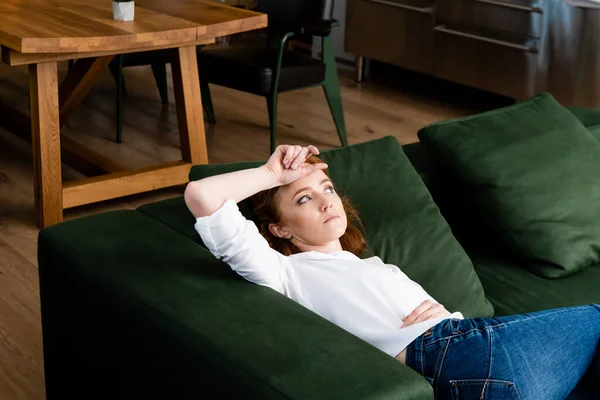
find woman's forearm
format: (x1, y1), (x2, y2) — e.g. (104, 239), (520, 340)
(185, 144), (325, 218)
(184, 165), (278, 218)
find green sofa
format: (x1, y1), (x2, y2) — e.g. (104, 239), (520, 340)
(38, 107), (600, 399)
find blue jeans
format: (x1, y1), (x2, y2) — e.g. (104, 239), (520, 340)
(405, 304), (600, 399)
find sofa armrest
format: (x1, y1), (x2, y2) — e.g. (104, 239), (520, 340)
(38, 211), (433, 400)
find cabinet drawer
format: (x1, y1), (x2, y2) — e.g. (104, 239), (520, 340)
(346, 0), (435, 74)
(436, 0), (543, 38)
(432, 24), (541, 99)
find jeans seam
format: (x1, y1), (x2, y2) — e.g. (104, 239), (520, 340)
(420, 334), (425, 376)
(450, 379), (523, 400)
(451, 379), (519, 386)
(515, 383), (522, 400)
(433, 338), (452, 396)
(480, 327), (494, 400)
(488, 326), (494, 379)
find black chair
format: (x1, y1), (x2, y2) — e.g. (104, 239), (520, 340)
(199, 0), (349, 153)
(106, 1), (348, 153)
(109, 51), (171, 143)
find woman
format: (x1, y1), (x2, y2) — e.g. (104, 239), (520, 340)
(185, 144), (600, 399)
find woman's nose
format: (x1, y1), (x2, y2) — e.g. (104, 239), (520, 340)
(321, 201), (332, 212)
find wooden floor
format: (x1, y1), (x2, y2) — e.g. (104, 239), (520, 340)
(0, 59), (509, 400)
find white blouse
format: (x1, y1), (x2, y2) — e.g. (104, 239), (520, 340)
(194, 199), (464, 357)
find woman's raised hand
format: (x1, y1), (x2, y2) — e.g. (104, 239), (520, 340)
(264, 145), (328, 186)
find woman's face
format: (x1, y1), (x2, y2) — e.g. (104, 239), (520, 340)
(270, 169), (347, 250)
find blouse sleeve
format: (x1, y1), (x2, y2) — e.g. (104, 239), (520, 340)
(194, 199), (286, 293)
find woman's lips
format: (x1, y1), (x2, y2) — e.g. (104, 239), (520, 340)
(324, 215), (340, 223)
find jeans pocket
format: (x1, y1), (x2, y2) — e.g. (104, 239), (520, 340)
(449, 379), (521, 400)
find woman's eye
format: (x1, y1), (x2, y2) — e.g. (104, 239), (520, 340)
(298, 195), (310, 205)
(325, 186), (334, 194)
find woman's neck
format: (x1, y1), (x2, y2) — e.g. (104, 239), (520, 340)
(294, 239), (343, 254)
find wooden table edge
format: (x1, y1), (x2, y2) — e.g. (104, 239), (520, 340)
(1, 13), (267, 58)
(2, 38), (215, 66)
(17, 27), (198, 54)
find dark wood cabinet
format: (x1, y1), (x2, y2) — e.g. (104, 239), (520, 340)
(345, 0), (600, 108)
(345, 0), (436, 74)
(432, 23), (540, 99)
(435, 0), (543, 38)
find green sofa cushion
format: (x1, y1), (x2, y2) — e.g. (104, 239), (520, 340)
(466, 241), (600, 317)
(39, 210), (432, 399)
(185, 136), (493, 318)
(418, 93), (600, 278)
(567, 107), (600, 131)
(402, 107), (600, 194)
(403, 107), (600, 251)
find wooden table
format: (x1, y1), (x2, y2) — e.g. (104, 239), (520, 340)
(0, 0), (267, 228)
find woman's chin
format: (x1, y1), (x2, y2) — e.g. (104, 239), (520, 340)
(324, 222), (347, 239)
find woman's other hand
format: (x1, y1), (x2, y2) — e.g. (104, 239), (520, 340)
(264, 145), (328, 186)
(401, 300), (452, 328)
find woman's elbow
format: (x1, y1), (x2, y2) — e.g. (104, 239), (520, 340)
(184, 181), (211, 218)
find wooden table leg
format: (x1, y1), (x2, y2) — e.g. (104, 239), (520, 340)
(30, 61), (63, 228)
(59, 56), (114, 125)
(172, 45), (209, 165)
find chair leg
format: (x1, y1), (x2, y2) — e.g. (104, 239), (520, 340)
(321, 35), (349, 147)
(151, 62), (169, 105)
(109, 57), (127, 96)
(115, 55), (124, 143)
(266, 94), (278, 154)
(200, 78), (216, 124)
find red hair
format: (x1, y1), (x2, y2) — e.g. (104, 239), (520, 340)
(251, 156), (367, 257)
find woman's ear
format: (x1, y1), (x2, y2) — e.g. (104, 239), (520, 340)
(269, 223), (292, 239)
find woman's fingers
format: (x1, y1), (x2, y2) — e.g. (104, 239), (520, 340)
(279, 145), (321, 169)
(401, 304), (448, 328)
(287, 146), (303, 169)
(403, 300), (434, 325)
(401, 300), (436, 328)
(291, 147), (310, 169)
(307, 145), (320, 155)
(302, 163), (328, 175)
(408, 304), (445, 326)
(270, 145), (287, 165)
(282, 146), (296, 168)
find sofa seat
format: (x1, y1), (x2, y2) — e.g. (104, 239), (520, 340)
(467, 244), (600, 317)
